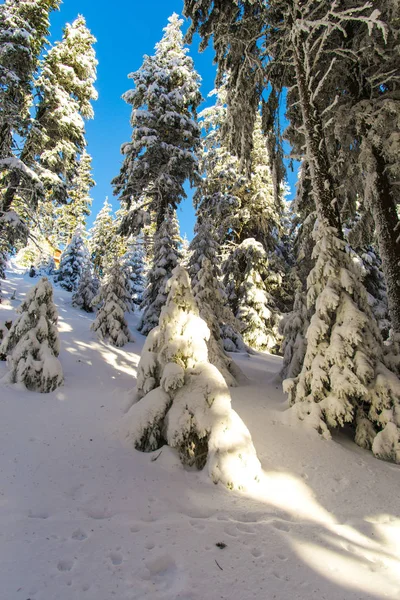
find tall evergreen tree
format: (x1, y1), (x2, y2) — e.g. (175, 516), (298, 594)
(0, 0), (60, 160)
(112, 12), (201, 231)
(55, 150), (94, 246)
(1, 14), (97, 245)
(0, 0), (61, 247)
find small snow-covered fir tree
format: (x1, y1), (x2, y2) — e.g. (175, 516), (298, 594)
(139, 209), (182, 335)
(56, 229), (88, 292)
(91, 259), (132, 347)
(124, 266), (261, 489)
(284, 224), (400, 463)
(36, 252), (55, 277)
(122, 236), (146, 308)
(72, 265), (99, 313)
(89, 198), (117, 277)
(0, 277), (63, 392)
(223, 238), (282, 353)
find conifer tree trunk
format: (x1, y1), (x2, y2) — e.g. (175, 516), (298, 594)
(367, 144), (400, 334)
(1, 169), (20, 215)
(292, 40), (341, 232)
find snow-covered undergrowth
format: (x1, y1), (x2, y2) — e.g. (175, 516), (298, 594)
(0, 263), (400, 600)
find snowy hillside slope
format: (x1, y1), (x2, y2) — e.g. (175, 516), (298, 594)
(0, 264), (399, 600)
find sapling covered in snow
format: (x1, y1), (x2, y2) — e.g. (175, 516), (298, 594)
(284, 224), (400, 463)
(35, 252), (55, 277)
(122, 237), (146, 308)
(124, 266), (261, 489)
(0, 277), (63, 392)
(72, 266), (99, 313)
(89, 198), (117, 278)
(91, 260), (132, 347)
(55, 229), (88, 292)
(223, 238), (282, 353)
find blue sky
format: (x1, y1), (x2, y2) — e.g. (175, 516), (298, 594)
(49, 1), (297, 239)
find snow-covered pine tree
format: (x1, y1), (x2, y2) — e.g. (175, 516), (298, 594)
(36, 252), (55, 277)
(283, 223), (400, 463)
(72, 265), (99, 313)
(223, 238), (281, 353)
(188, 215), (241, 385)
(235, 113), (284, 251)
(138, 209), (182, 336)
(194, 84), (246, 241)
(89, 198), (116, 278)
(112, 13), (201, 234)
(124, 266), (261, 489)
(21, 15), (97, 204)
(0, 0), (60, 249)
(91, 259), (132, 347)
(0, 277), (63, 392)
(122, 236), (146, 308)
(1, 13), (97, 247)
(55, 229), (88, 292)
(0, 0), (60, 160)
(55, 150), (94, 246)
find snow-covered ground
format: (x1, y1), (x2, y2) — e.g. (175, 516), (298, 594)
(1, 265), (399, 600)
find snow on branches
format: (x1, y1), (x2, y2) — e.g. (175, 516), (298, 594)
(123, 266), (261, 489)
(0, 277), (63, 392)
(284, 224), (400, 463)
(91, 260), (133, 347)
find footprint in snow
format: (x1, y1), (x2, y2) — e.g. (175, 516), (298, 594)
(28, 509), (49, 519)
(271, 520), (291, 532)
(109, 552), (123, 566)
(57, 559), (74, 572)
(143, 554), (185, 594)
(71, 528), (88, 541)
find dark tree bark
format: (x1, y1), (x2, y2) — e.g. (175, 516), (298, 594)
(367, 145), (400, 333)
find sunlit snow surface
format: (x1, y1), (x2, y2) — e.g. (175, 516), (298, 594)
(0, 263), (399, 600)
